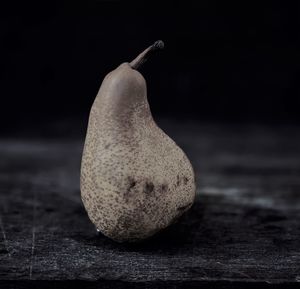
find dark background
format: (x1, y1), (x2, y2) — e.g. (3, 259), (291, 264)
(1, 2), (300, 286)
(1, 0), (300, 133)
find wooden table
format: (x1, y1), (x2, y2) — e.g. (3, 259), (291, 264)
(0, 120), (299, 288)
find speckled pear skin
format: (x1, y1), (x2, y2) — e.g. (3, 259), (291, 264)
(80, 43), (196, 242)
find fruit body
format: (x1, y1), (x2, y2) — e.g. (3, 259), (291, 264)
(80, 41), (196, 242)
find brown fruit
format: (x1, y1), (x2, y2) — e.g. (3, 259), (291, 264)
(81, 41), (196, 242)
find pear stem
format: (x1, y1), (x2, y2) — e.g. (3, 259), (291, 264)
(130, 40), (164, 70)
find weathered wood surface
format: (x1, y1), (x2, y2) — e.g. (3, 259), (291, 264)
(0, 120), (299, 288)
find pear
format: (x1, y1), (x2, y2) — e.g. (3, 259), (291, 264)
(80, 40), (196, 242)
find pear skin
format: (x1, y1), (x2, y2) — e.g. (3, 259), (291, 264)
(80, 41), (196, 242)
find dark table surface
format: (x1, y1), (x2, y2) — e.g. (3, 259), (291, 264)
(0, 119), (300, 288)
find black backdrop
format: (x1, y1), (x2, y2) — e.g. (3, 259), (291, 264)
(1, 0), (300, 133)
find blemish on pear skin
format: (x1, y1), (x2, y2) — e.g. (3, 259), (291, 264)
(104, 143), (111, 149)
(183, 176), (189, 185)
(127, 177), (136, 190)
(176, 175), (180, 186)
(123, 177), (137, 202)
(161, 184), (168, 192)
(144, 182), (154, 195)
